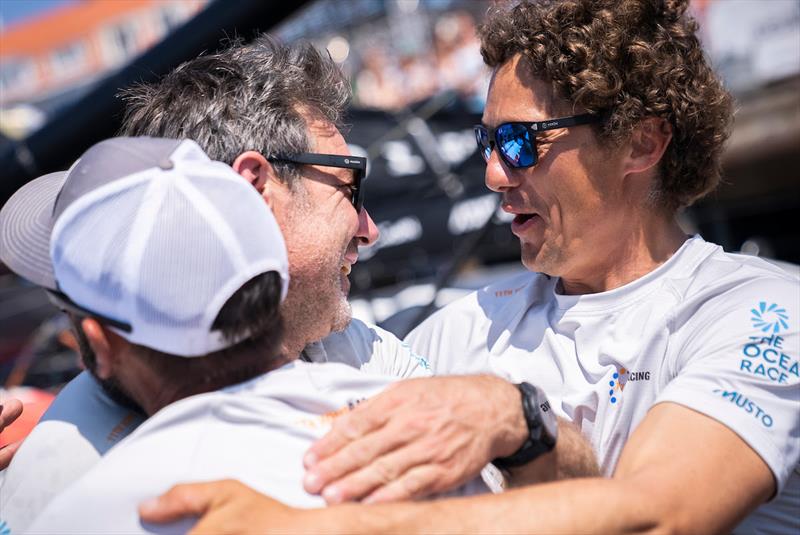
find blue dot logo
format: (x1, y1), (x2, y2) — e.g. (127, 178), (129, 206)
(751, 302), (789, 334)
(608, 368), (627, 405)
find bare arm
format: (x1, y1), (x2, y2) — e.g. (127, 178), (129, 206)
(141, 402), (773, 534)
(504, 418), (599, 487)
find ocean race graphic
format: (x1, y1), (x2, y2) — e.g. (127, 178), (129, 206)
(740, 302), (798, 384)
(751, 302), (790, 334)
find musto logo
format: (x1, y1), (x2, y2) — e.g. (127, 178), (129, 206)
(608, 367), (650, 404)
(751, 302), (789, 334)
(713, 389), (773, 427)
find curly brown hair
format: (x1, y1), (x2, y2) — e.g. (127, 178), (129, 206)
(479, 0), (734, 211)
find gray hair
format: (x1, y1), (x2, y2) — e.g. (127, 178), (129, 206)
(118, 35), (351, 184)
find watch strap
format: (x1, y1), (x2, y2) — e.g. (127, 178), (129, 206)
(492, 382), (558, 469)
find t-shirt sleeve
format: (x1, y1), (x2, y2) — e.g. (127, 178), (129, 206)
(358, 322), (433, 378)
(324, 320), (432, 378)
(405, 307), (445, 372)
(656, 277), (800, 493)
(405, 300), (483, 376)
(405, 299), (485, 376)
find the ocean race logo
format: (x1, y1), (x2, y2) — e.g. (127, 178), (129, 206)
(751, 302), (789, 334)
(740, 301), (798, 384)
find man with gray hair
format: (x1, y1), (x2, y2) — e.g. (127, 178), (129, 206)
(1, 36), (596, 528)
(0, 37), (418, 530)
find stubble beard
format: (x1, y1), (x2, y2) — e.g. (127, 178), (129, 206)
(278, 190), (354, 355)
(280, 262), (352, 356)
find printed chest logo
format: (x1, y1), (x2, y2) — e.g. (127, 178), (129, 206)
(608, 366), (651, 404)
(740, 302), (798, 384)
(296, 397), (366, 430)
(751, 301), (789, 334)
(401, 341), (431, 371)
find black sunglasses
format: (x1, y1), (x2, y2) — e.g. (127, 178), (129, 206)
(267, 153), (366, 211)
(46, 289), (132, 333)
(474, 113), (602, 168)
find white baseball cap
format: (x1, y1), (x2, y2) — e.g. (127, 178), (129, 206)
(0, 137), (288, 357)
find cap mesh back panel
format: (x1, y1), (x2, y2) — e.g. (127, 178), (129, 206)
(195, 175), (265, 264)
(137, 180), (235, 329)
(52, 182), (147, 320)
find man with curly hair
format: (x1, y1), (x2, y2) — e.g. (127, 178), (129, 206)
(141, 0), (798, 533)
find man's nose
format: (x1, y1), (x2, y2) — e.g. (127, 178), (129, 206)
(484, 149), (522, 193)
(356, 208), (379, 246)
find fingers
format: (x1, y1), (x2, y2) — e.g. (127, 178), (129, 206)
(315, 439), (433, 504)
(140, 480), (289, 535)
(303, 376), (513, 505)
(304, 422), (407, 495)
(304, 398), (388, 469)
(0, 399), (24, 431)
(304, 379), (430, 470)
(0, 440), (21, 471)
(363, 465), (443, 504)
(139, 480), (236, 523)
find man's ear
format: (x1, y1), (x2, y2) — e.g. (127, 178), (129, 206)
(624, 117), (672, 176)
(81, 318), (121, 379)
(231, 151), (275, 197)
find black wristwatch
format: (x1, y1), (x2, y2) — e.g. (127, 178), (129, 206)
(492, 382), (558, 470)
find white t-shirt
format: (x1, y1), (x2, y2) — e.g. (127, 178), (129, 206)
(27, 361), (486, 534)
(0, 372), (145, 533)
(406, 236), (800, 534)
(302, 319), (432, 376)
(0, 318), (427, 534)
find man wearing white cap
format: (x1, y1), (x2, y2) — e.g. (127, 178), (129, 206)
(0, 136), (488, 533)
(0, 38), (426, 526)
(1, 37), (576, 530)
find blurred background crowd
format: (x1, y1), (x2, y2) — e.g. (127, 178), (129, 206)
(1, 0), (798, 436)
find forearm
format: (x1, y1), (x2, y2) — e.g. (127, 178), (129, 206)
(311, 478), (660, 535)
(505, 418), (599, 486)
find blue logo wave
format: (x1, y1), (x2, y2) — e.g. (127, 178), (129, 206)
(751, 302), (789, 334)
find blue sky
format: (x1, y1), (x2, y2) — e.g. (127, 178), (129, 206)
(0, 0), (77, 31)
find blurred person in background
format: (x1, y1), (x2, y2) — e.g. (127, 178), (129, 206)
(354, 47), (405, 110)
(353, 9), (490, 111)
(397, 53), (440, 106)
(140, 1), (799, 533)
(433, 10), (488, 109)
(0, 35), (599, 528)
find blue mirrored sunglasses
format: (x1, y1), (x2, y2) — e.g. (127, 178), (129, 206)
(474, 113), (602, 168)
